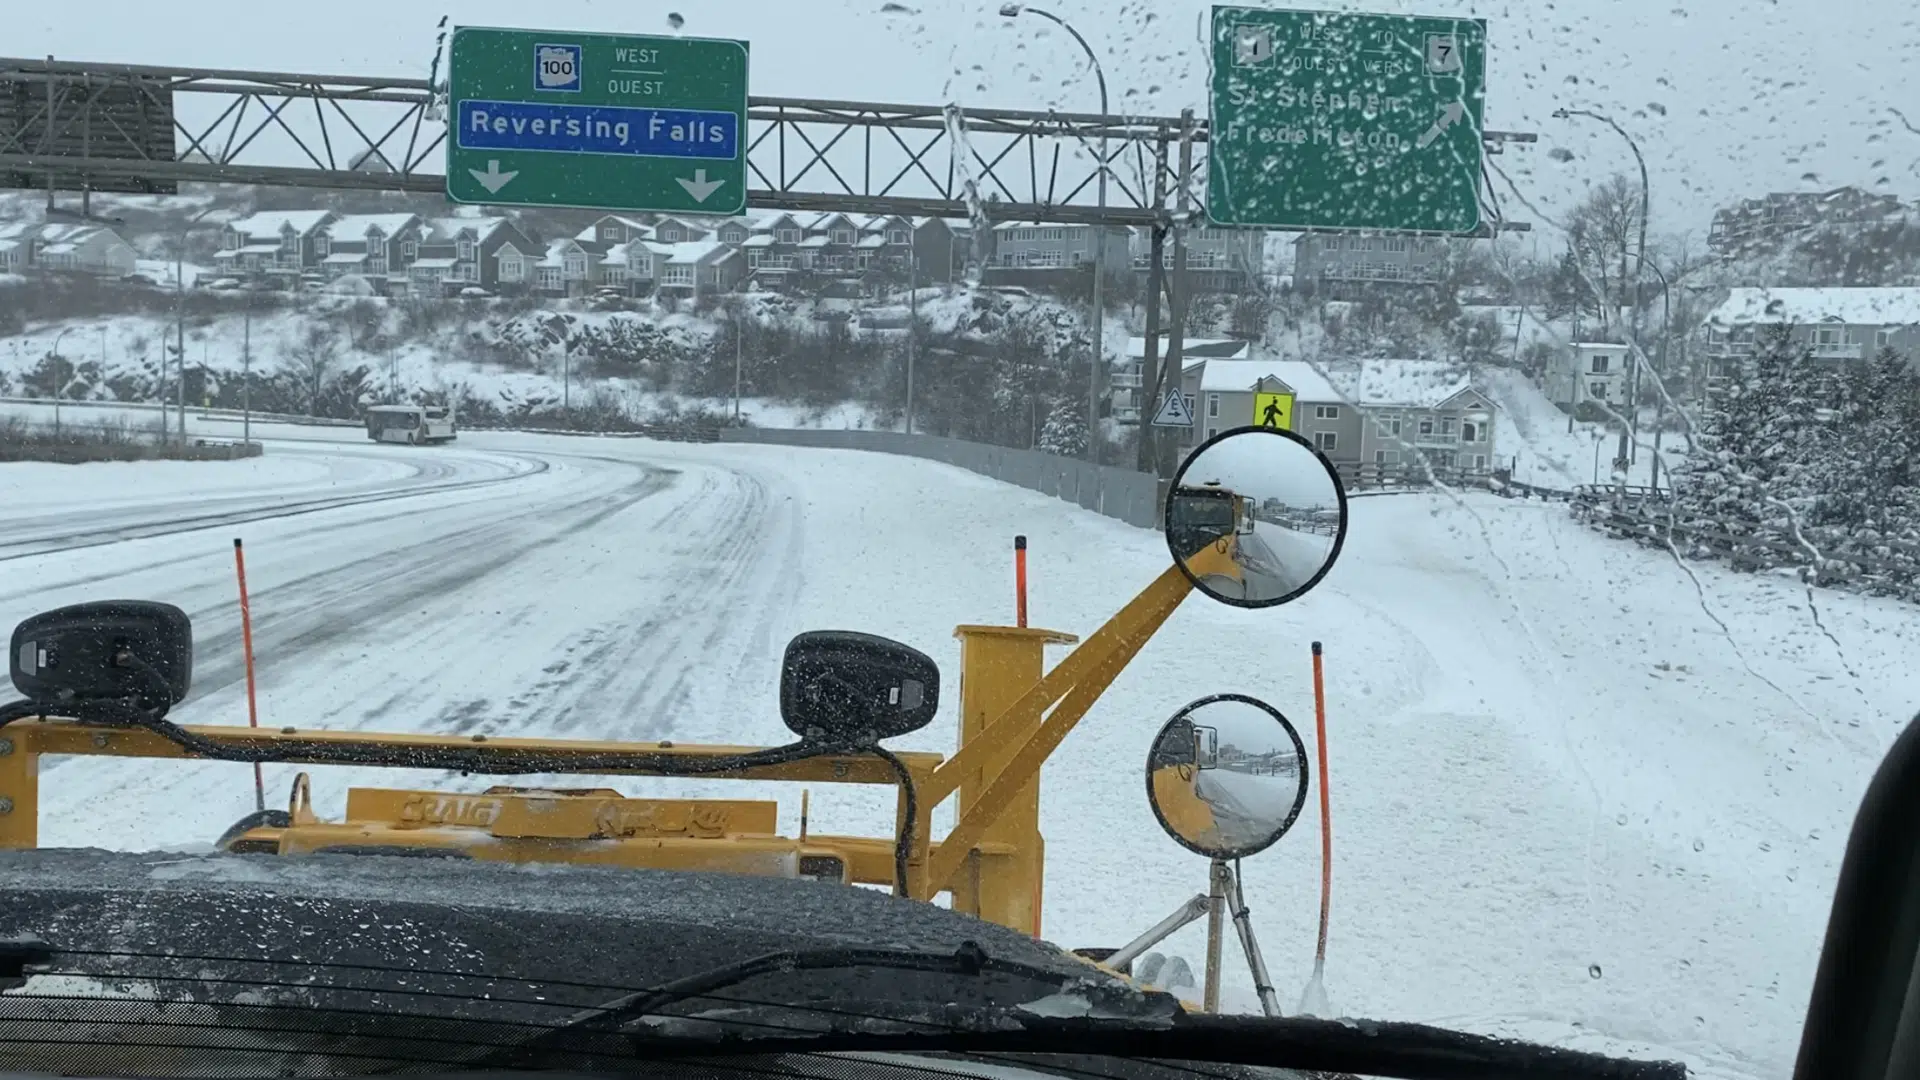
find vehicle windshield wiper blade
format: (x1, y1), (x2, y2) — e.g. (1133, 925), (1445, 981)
(627, 1013), (1689, 1080)
(469, 941), (1128, 1070)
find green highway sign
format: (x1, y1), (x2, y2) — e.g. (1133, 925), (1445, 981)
(446, 26), (749, 215)
(1207, 6), (1486, 234)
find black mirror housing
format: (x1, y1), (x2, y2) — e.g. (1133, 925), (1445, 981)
(10, 601), (193, 710)
(780, 630), (938, 743)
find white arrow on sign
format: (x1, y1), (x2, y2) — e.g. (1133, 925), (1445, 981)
(676, 169), (727, 203)
(467, 160), (518, 194)
(1415, 102), (1467, 149)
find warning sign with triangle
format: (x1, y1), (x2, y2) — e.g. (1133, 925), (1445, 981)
(1150, 389), (1195, 427)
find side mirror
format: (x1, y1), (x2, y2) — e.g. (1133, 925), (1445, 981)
(10, 601), (193, 712)
(780, 630), (939, 743)
(1165, 426), (1349, 609)
(1145, 694), (1309, 861)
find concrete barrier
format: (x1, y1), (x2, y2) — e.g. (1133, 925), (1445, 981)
(717, 428), (1162, 530)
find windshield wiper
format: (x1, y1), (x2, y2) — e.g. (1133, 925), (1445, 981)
(470, 941), (1129, 1069)
(629, 1013), (1688, 1080)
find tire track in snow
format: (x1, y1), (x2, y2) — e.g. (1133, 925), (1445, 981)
(0, 451), (546, 564)
(509, 462), (799, 742)
(180, 461), (673, 708)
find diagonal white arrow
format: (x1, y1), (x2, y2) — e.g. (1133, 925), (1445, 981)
(1415, 102), (1466, 149)
(468, 159), (518, 194)
(676, 169), (726, 203)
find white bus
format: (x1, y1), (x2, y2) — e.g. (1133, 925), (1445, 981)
(365, 404), (457, 445)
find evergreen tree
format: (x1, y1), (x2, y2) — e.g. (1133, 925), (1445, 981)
(1671, 323), (1816, 539)
(1037, 396), (1089, 458)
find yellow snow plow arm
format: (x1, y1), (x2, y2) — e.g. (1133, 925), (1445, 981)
(0, 564), (1195, 940)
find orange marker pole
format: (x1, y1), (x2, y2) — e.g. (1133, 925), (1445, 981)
(233, 538), (265, 812)
(1014, 535), (1029, 628)
(1310, 640), (1332, 976)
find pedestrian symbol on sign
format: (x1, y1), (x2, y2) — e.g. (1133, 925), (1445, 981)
(534, 43), (582, 92)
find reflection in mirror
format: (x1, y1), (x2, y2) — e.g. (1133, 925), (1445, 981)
(1145, 694), (1310, 861)
(1164, 426), (1349, 609)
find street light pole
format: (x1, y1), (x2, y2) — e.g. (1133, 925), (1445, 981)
(50, 326), (71, 440)
(906, 229), (917, 435)
(175, 206), (219, 447)
(1554, 107), (1649, 473)
(1001, 2), (1109, 462)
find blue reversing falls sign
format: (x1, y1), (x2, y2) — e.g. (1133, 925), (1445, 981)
(455, 100), (739, 160)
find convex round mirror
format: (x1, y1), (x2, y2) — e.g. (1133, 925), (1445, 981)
(1164, 426), (1349, 608)
(1145, 694), (1310, 861)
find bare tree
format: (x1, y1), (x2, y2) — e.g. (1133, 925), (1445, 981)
(1563, 173), (1645, 332)
(283, 324), (341, 416)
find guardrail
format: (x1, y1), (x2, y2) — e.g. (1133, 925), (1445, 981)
(716, 428), (1162, 529)
(0, 396), (364, 428)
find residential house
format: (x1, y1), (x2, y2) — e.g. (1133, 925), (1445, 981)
(0, 221), (137, 277)
(315, 213), (423, 291)
(532, 235), (601, 297)
(791, 212), (863, 276)
(851, 215), (956, 284)
(1175, 356), (1498, 472)
(213, 209), (336, 280)
(1702, 287), (1920, 383)
(1175, 357), (1343, 451)
(982, 223), (1131, 286)
(655, 241), (744, 300)
(575, 216), (657, 295)
(1706, 187), (1904, 257)
(1290, 232), (1463, 291)
(1131, 225), (1266, 294)
(413, 216), (537, 296)
(1544, 342), (1631, 411)
(740, 211), (806, 289)
(1112, 336), (1250, 424)
(1327, 359), (1500, 472)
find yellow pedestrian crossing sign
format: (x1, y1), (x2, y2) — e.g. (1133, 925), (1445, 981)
(1254, 391), (1294, 430)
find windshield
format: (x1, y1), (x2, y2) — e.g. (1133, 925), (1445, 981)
(3, 2), (1916, 1079)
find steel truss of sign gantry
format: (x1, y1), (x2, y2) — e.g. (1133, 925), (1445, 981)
(0, 55), (1533, 232)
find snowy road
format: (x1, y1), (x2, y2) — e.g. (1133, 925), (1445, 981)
(6, 426), (1918, 1078)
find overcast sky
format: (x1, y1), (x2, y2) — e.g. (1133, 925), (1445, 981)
(13, 0), (1916, 238)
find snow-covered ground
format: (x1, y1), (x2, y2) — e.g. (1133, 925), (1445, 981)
(1479, 366), (1685, 489)
(4, 420), (1912, 1079)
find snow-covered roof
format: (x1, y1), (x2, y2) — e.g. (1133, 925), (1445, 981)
(740, 234), (775, 248)
(799, 235), (831, 248)
(1196, 359), (1343, 401)
(424, 216), (510, 243)
(219, 243), (282, 256)
(227, 209), (333, 240)
(1327, 359), (1480, 410)
(1124, 336), (1249, 362)
(662, 240), (737, 266)
(325, 213), (418, 240)
(746, 211), (797, 232)
(856, 235), (888, 249)
(601, 240), (656, 268)
(1709, 287), (1920, 327)
(322, 252), (368, 264)
(409, 257), (459, 269)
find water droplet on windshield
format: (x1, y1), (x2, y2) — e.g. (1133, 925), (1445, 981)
(1693, 838), (1705, 852)
(666, 12), (685, 31)
(1588, 964), (1603, 979)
